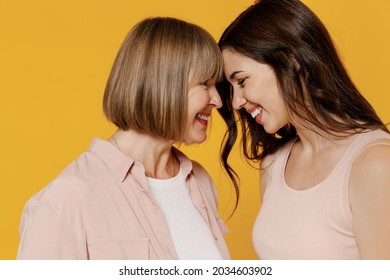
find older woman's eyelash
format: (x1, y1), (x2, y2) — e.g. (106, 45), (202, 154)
(200, 81), (208, 87)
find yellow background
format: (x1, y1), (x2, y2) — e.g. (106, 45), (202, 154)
(1, 0), (389, 259)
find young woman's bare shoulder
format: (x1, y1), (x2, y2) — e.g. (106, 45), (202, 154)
(351, 138), (390, 184)
(349, 138), (390, 259)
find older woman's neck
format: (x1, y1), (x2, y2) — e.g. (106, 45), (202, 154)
(109, 129), (177, 179)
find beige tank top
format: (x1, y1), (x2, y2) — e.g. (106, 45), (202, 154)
(252, 129), (390, 259)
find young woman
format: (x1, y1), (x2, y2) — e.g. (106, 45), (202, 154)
(17, 17), (230, 260)
(218, 0), (390, 259)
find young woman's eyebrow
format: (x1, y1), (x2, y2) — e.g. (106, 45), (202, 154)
(229, 71), (243, 80)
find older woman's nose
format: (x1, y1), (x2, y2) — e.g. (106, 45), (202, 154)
(210, 86), (222, 109)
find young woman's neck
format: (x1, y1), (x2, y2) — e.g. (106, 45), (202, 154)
(293, 123), (355, 153)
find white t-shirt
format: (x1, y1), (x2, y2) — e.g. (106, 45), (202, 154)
(146, 168), (223, 260)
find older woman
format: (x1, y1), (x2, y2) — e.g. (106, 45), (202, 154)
(17, 17), (229, 260)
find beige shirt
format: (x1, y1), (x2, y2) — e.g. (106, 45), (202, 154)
(17, 138), (230, 260)
(253, 129), (390, 259)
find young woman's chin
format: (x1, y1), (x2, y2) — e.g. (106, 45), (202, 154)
(262, 123), (286, 135)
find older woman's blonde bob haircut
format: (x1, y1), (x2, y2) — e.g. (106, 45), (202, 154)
(103, 17), (223, 141)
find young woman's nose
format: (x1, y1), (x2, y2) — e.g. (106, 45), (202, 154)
(232, 91), (247, 110)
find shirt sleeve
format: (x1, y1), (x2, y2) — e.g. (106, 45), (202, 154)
(17, 197), (83, 259)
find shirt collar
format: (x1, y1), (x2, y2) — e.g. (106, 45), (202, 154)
(88, 138), (194, 182)
(89, 138), (135, 182)
(172, 146), (193, 178)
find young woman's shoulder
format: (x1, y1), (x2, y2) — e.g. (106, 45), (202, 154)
(260, 151), (280, 197)
(260, 137), (297, 196)
(351, 138), (390, 182)
(349, 138), (390, 259)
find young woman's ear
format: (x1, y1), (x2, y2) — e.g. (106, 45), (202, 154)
(293, 57), (300, 71)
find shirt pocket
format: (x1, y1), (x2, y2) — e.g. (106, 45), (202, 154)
(87, 238), (150, 260)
